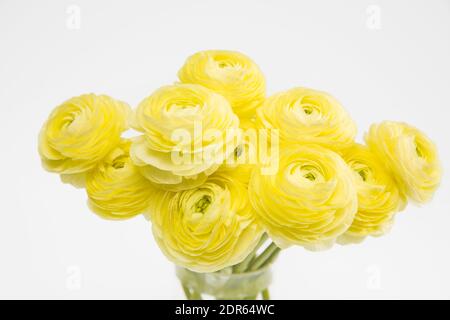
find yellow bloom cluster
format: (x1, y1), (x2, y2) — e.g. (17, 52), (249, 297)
(39, 94), (130, 174)
(148, 166), (262, 272)
(365, 121), (442, 203)
(337, 144), (407, 244)
(178, 50), (266, 119)
(39, 50), (442, 274)
(38, 94), (131, 186)
(249, 145), (358, 250)
(86, 139), (156, 220)
(130, 84), (240, 191)
(256, 87), (357, 150)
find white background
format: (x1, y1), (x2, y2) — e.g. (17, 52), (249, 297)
(1, 0), (449, 299)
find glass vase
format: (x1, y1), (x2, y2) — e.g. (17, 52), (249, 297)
(176, 265), (272, 300)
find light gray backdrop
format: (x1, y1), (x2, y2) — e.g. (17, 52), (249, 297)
(0, 0), (449, 299)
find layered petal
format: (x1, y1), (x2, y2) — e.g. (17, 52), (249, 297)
(86, 139), (156, 219)
(178, 50), (266, 119)
(131, 84), (241, 191)
(147, 166), (263, 273)
(338, 143), (407, 244)
(256, 87), (356, 150)
(365, 121), (441, 203)
(249, 144), (357, 250)
(38, 94), (130, 178)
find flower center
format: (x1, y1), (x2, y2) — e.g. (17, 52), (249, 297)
(215, 58), (237, 69)
(415, 140), (424, 158)
(303, 171), (316, 181)
(112, 155), (128, 169)
(290, 99), (322, 122)
(167, 103), (200, 115)
(351, 162), (372, 182)
(411, 136), (427, 160)
(303, 105), (314, 115)
(287, 162), (324, 185)
(218, 62), (231, 68)
(301, 165), (318, 181)
(416, 146), (422, 157)
(64, 117), (74, 127)
(358, 168), (369, 181)
(194, 195), (212, 213)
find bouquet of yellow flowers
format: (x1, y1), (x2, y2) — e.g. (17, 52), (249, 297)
(38, 50), (442, 300)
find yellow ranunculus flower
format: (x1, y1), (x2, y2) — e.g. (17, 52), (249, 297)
(256, 87), (357, 150)
(249, 144), (357, 250)
(178, 50), (266, 119)
(130, 84), (241, 191)
(147, 166), (263, 273)
(337, 144), (407, 244)
(86, 139), (156, 220)
(38, 94), (131, 184)
(365, 121), (442, 203)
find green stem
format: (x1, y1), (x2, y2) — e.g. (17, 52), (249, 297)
(190, 290), (202, 300)
(248, 242), (280, 271)
(233, 233), (268, 273)
(261, 288), (270, 300)
(182, 284), (191, 300)
(180, 236), (279, 300)
(260, 248), (280, 269)
(181, 283), (203, 300)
